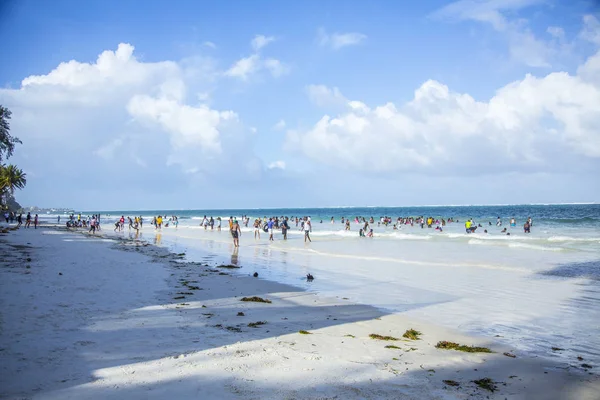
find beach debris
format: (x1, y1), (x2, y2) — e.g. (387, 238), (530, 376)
(173, 296), (185, 300)
(435, 341), (492, 353)
(503, 352), (517, 358)
(577, 356), (584, 361)
(217, 264), (241, 269)
(177, 292), (194, 295)
(240, 296), (272, 303)
(473, 378), (497, 392)
(58, 272), (63, 276)
(226, 326), (242, 332)
(253, 272), (259, 277)
(237, 312), (245, 316)
(26, 257), (31, 262)
(385, 345), (401, 349)
(298, 330), (312, 335)
(402, 329), (422, 340)
(551, 347), (564, 351)
(218, 272), (229, 276)
(369, 334), (399, 341)
(582, 363), (593, 369)
(306, 273), (314, 281)
(186, 285), (201, 290)
(248, 321), (267, 328)
(443, 380), (460, 387)
(344, 334), (355, 338)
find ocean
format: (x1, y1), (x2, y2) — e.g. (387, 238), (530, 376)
(40, 204), (600, 365)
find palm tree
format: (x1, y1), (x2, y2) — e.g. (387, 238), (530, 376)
(0, 164), (26, 206)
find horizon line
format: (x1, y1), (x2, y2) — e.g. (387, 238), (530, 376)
(62, 202), (600, 213)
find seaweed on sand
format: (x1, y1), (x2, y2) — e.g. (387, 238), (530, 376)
(298, 330), (312, 335)
(443, 380), (460, 387)
(369, 334), (399, 341)
(435, 341), (492, 353)
(402, 329), (422, 340)
(218, 264), (241, 269)
(240, 296), (272, 303)
(473, 378), (497, 392)
(385, 345), (401, 349)
(248, 321), (267, 328)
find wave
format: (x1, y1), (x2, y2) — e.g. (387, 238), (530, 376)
(547, 236), (600, 243)
(468, 238), (566, 251)
(384, 232), (432, 240)
(507, 243), (565, 252)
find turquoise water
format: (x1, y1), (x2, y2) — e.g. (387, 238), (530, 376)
(87, 203), (600, 225)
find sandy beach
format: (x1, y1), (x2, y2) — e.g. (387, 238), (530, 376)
(0, 224), (598, 400)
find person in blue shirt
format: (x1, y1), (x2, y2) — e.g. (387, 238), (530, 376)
(267, 218), (275, 241)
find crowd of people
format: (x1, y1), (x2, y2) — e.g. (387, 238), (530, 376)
(3, 211), (38, 228)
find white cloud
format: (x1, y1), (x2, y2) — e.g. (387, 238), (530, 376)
(251, 35), (275, 51)
(273, 119), (286, 130)
(306, 84), (347, 108)
(0, 43), (262, 207)
(225, 35), (289, 80)
(547, 26), (565, 40)
(203, 41), (217, 49)
(287, 51), (600, 174)
(267, 160), (286, 170)
(263, 58), (290, 77)
(225, 54), (261, 80)
(580, 15), (600, 45)
(225, 55), (289, 80)
(432, 0), (557, 68)
(318, 28), (367, 50)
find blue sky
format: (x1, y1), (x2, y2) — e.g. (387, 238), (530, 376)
(1, 0), (599, 210)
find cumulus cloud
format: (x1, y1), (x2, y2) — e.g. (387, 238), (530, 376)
(432, 0), (558, 68)
(251, 35), (275, 51)
(0, 43), (263, 207)
(287, 50), (600, 174)
(267, 160), (286, 170)
(318, 28), (367, 50)
(225, 54), (261, 80)
(225, 35), (289, 80)
(306, 84), (347, 109)
(273, 119), (286, 130)
(580, 15), (600, 45)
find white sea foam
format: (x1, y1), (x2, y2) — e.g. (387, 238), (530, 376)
(547, 236), (600, 242)
(508, 242), (565, 252)
(385, 232), (432, 240)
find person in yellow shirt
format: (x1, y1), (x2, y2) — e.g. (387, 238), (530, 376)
(156, 215), (163, 229)
(465, 219), (472, 233)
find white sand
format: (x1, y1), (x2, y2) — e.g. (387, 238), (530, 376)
(1, 226), (598, 399)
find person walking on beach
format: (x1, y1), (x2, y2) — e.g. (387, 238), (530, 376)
(268, 218), (275, 241)
(231, 219), (241, 247)
(304, 217), (312, 243)
(281, 217), (289, 240)
(17, 213), (22, 228)
(89, 216), (97, 234)
(253, 219), (261, 239)
(34, 214), (38, 229)
(25, 212), (31, 228)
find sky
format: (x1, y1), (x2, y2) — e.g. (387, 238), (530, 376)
(0, 0), (599, 210)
